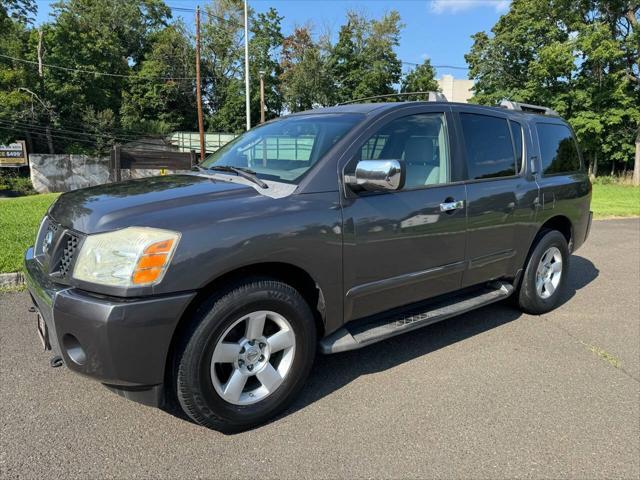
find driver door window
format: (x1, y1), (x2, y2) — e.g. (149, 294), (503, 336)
(358, 113), (450, 189)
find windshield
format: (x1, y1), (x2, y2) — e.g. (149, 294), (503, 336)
(201, 113), (363, 184)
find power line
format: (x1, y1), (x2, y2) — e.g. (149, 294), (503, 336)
(1, 51), (469, 82)
(0, 119), (174, 148)
(0, 53), (198, 81)
(167, 4), (244, 27)
(3, 112), (185, 139)
(0, 123), (101, 147)
(166, 4), (469, 71)
(0, 115), (166, 141)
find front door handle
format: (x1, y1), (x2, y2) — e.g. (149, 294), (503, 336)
(440, 200), (464, 212)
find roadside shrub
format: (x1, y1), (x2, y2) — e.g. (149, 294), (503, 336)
(591, 174), (637, 186)
(0, 169), (37, 196)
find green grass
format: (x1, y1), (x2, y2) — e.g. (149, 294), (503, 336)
(0, 193), (60, 273)
(592, 184), (640, 219)
(0, 284), (26, 293)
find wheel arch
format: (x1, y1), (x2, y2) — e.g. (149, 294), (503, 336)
(513, 215), (573, 292)
(163, 261), (327, 393)
(538, 215), (573, 248)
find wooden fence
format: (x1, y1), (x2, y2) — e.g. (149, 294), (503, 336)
(109, 145), (197, 182)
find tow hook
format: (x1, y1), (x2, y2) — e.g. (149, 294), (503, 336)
(50, 356), (63, 368)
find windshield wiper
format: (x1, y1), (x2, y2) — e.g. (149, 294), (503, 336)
(194, 165), (268, 189)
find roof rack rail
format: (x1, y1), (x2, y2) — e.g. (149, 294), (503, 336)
(499, 99), (558, 116)
(338, 91), (447, 106)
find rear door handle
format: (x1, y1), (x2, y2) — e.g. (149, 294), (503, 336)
(440, 200), (464, 212)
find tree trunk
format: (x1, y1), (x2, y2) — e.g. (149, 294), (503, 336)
(634, 127), (640, 186)
(593, 151), (598, 177)
(611, 159), (615, 176)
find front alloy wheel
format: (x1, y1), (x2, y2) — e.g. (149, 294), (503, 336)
(211, 310), (296, 405)
(174, 279), (316, 432)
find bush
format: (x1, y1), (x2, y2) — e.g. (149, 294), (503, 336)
(591, 174), (637, 186)
(0, 169), (37, 196)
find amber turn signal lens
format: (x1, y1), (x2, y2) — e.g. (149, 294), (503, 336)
(144, 239), (174, 255)
(132, 267), (163, 285)
(132, 239), (177, 285)
(137, 254), (167, 269)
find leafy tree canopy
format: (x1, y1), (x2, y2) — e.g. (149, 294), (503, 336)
(401, 58), (440, 100)
(466, 0), (639, 174)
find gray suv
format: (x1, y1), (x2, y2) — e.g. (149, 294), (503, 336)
(25, 100), (592, 432)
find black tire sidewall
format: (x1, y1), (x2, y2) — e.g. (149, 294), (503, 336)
(518, 230), (570, 314)
(176, 280), (316, 431)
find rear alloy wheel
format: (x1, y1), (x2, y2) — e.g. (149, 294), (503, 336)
(174, 279), (316, 433)
(535, 246), (563, 299)
(517, 229), (569, 315)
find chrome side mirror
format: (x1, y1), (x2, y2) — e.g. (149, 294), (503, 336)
(346, 159), (405, 192)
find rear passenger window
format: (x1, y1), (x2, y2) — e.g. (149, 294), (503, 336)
(510, 120), (524, 174)
(460, 113), (516, 180)
(537, 123), (581, 175)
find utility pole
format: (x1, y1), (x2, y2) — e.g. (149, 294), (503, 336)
(259, 70), (265, 124)
(37, 29), (54, 154)
(195, 5), (206, 162)
(244, 0), (251, 131)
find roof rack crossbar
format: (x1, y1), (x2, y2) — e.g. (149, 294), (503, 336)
(337, 91), (447, 106)
(499, 99), (558, 116)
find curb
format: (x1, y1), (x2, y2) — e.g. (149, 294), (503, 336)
(0, 272), (25, 287)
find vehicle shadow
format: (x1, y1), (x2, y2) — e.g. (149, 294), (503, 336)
(163, 255), (598, 432)
(285, 254), (599, 419)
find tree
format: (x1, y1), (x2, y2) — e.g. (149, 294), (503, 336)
(401, 58), (440, 99)
(465, 0), (640, 180)
(200, 0), (245, 133)
(121, 23), (196, 134)
(46, 0), (170, 116)
(1, 0), (37, 24)
(280, 26), (332, 111)
(327, 10), (403, 104)
(248, 8), (284, 122)
(2, 0), (178, 154)
(0, 6), (42, 152)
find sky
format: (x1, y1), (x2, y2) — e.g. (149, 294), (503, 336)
(33, 0), (511, 80)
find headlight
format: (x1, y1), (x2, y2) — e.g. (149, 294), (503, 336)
(72, 227), (181, 287)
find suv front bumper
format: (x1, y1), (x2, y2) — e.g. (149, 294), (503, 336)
(24, 247), (196, 407)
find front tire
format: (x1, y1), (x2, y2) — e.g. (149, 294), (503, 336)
(174, 279), (316, 432)
(517, 230), (570, 315)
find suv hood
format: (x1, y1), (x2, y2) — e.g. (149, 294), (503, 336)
(49, 174), (281, 233)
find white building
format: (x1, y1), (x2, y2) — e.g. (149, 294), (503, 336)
(437, 74), (475, 103)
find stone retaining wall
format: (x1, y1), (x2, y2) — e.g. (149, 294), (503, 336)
(29, 154), (189, 193)
(29, 154), (110, 193)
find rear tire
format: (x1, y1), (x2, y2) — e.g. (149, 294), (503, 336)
(174, 279), (316, 432)
(517, 230), (570, 315)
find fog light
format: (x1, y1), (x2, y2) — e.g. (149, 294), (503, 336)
(62, 334), (86, 365)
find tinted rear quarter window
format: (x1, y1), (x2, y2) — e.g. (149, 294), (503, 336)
(537, 123), (581, 175)
(460, 113), (516, 180)
(510, 120), (524, 174)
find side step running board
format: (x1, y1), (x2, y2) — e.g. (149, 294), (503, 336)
(320, 282), (514, 354)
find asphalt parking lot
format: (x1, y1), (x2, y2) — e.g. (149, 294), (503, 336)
(1, 218), (639, 479)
